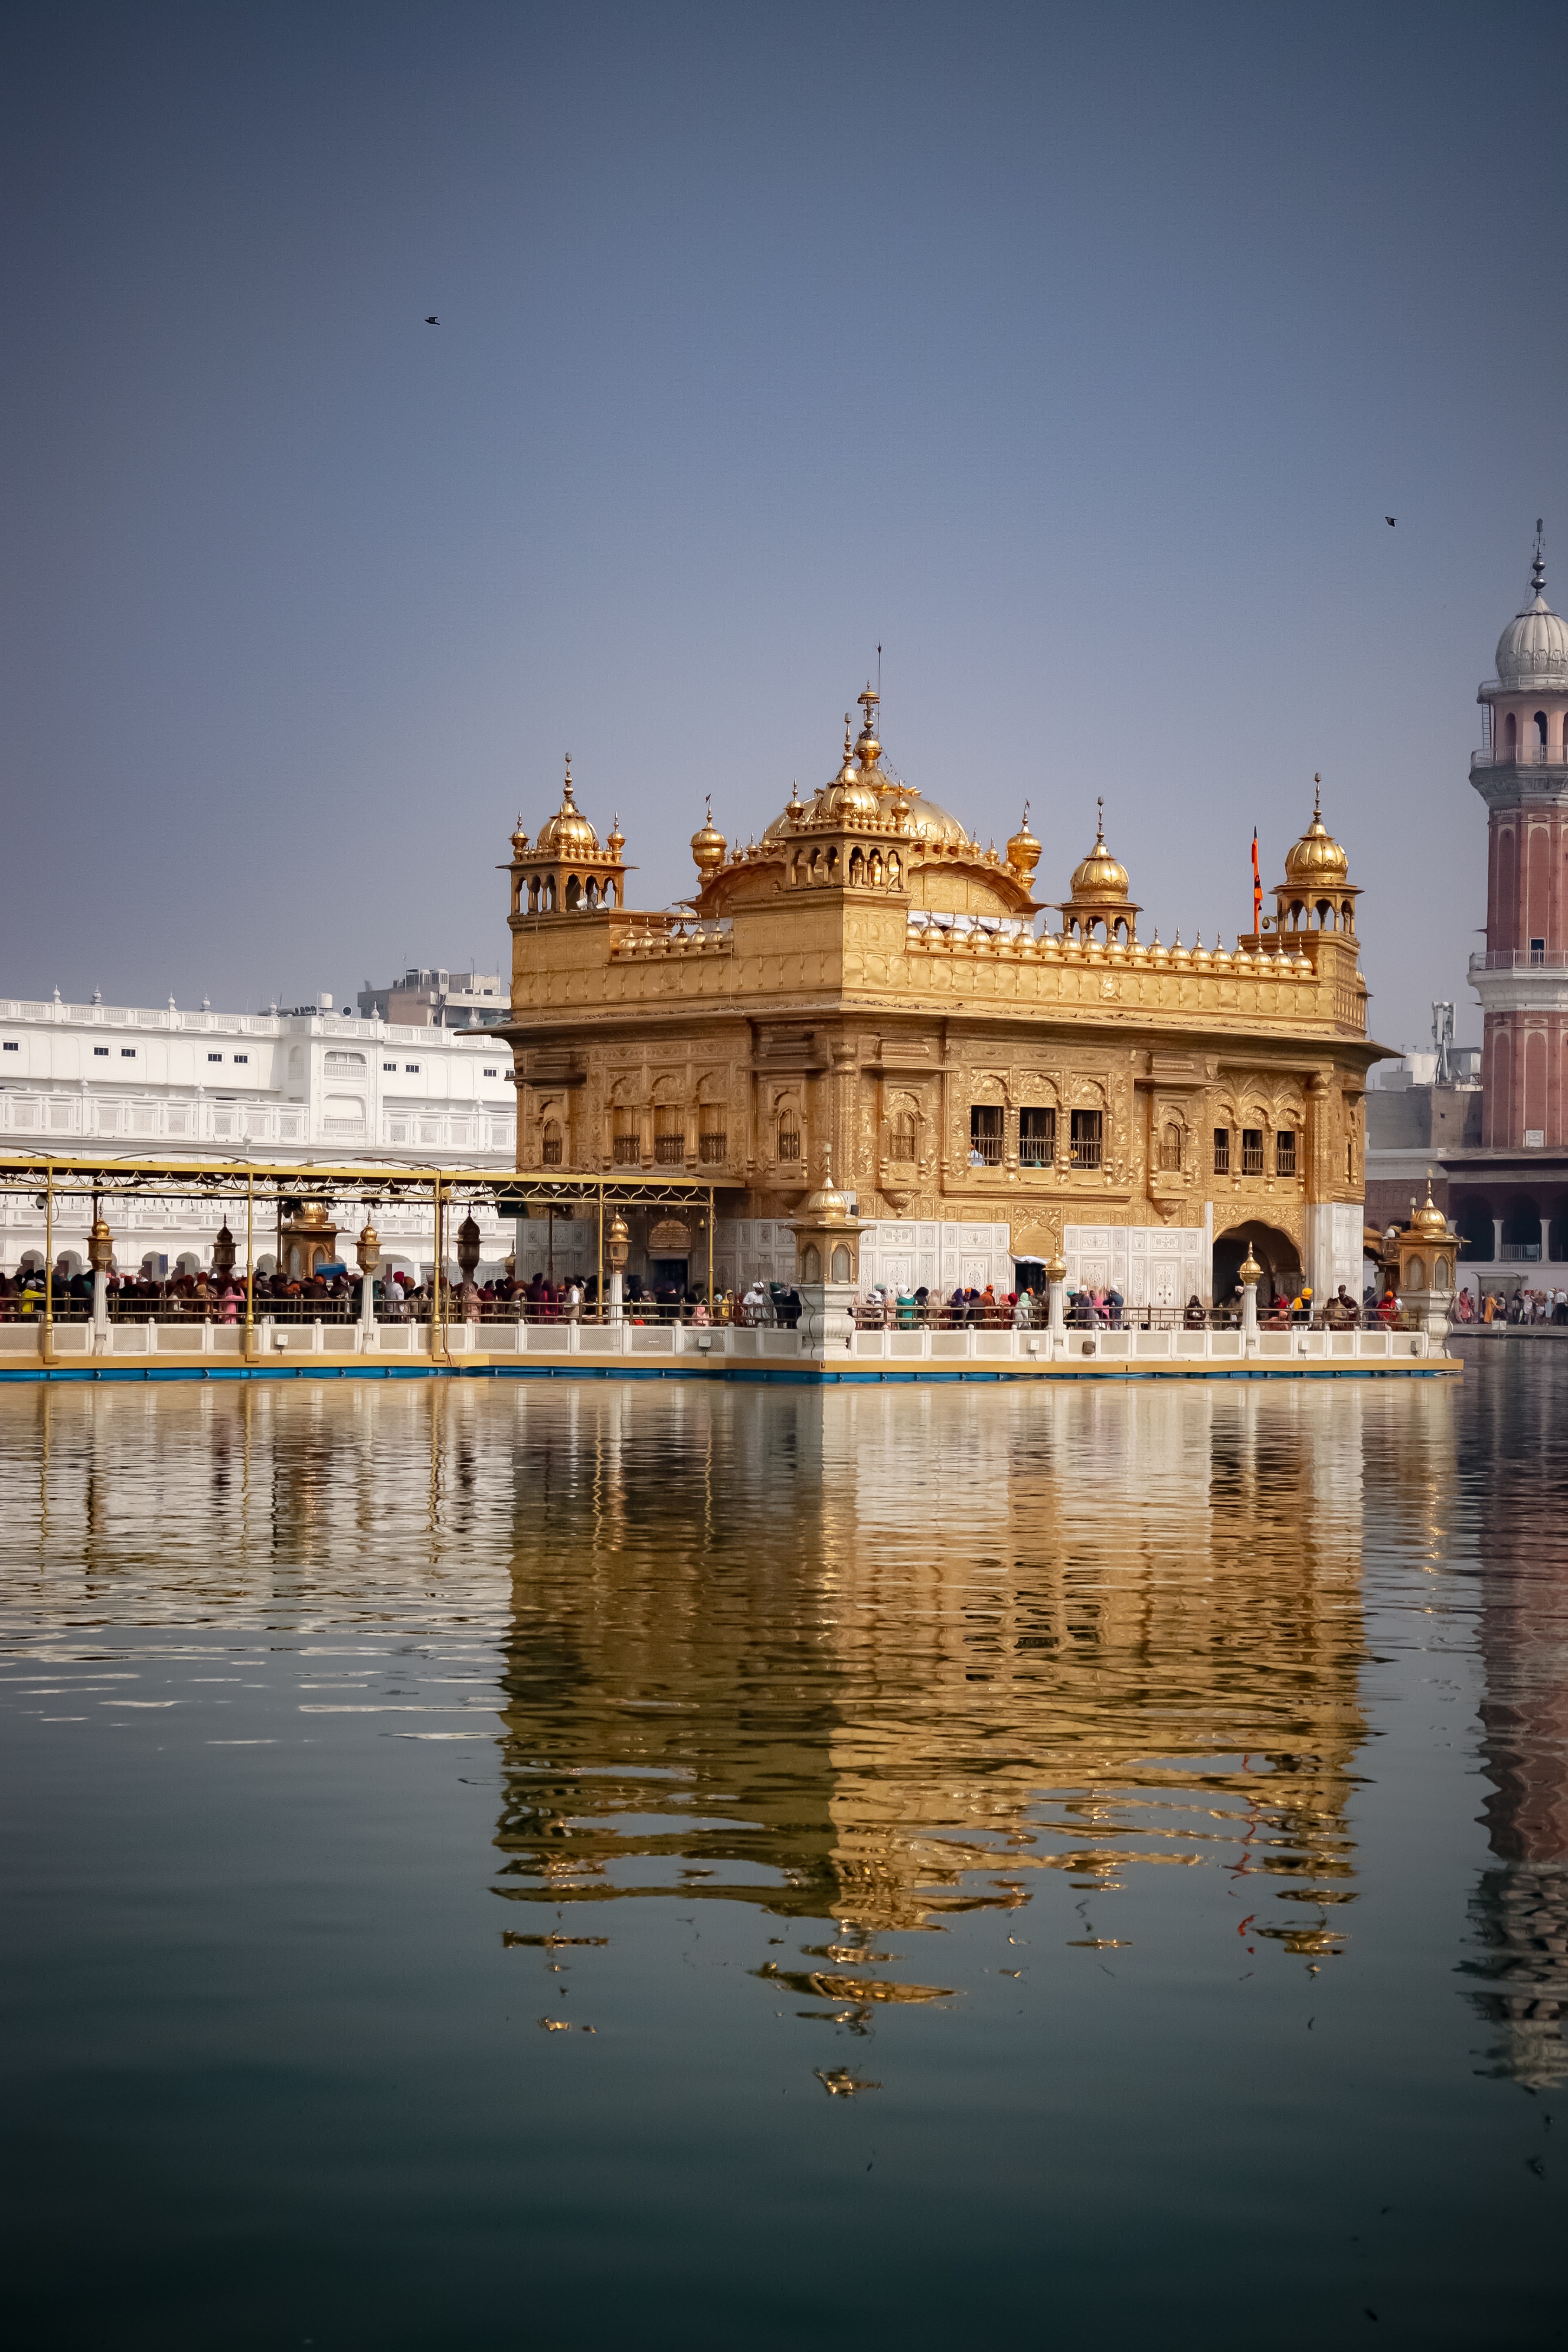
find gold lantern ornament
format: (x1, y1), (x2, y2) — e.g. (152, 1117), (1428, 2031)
(357, 1221), (381, 1278)
(87, 1216), (114, 1274)
(211, 1222), (236, 1281)
(456, 1214), (482, 1280)
(606, 1211), (630, 1270)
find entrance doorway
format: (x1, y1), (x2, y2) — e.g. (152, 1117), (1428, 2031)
(651, 1257), (690, 1292)
(1213, 1221), (1300, 1308)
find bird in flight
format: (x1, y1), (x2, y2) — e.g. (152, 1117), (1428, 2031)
(424, 315), (439, 326)
(1385, 515), (1396, 527)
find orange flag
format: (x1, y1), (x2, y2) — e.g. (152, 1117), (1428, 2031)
(1252, 829), (1262, 935)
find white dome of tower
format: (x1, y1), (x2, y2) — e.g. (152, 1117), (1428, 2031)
(1494, 524), (1568, 687)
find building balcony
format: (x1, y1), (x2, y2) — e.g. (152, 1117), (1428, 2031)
(1471, 949), (1568, 971)
(1472, 743), (1568, 770)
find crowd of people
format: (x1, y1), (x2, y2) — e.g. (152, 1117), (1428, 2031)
(8, 1250), (1562, 1333)
(1456, 1286), (1568, 1325)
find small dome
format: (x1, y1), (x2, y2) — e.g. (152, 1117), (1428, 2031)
(690, 798), (726, 873)
(1069, 818), (1130, 902)
(509, 815), (529, 857)
(821, 718), (881, 821)
(1283, 790), (1349, 886)
(1494, 531), (1568, 687)
(535, 760), (599, 855)
(1409, 1178), (1449, 1239)
(607, 813), (625, 855)
(1007, 806), (1042, 880)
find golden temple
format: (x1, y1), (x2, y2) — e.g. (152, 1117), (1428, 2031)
(502, 696), (1384, 1306)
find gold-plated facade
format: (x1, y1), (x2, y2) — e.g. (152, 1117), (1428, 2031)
(503, 706), (1387, 1300)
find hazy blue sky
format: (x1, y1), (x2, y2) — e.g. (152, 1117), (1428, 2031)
(4, 1), (1564, 1051)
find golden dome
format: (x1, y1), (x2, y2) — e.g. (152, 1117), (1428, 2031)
(1067, 805), (1131, 901)
(606, 813), (625, 856)
(1283, 784), (1349, 886)
(534, 757), (599, 855)
(1239, 1247), (1262, 1285)
(1007, 805), (1041, 880)
(1409, 1176), (1449, 1238)
(295, 1200), (330, 1229)
(690, 796), (726, 874)
(509, 815), (529, 858)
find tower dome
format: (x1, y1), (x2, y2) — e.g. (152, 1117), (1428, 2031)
(690, 796), (726, 875)
(820, 716), (881, 821)
(1283, 788), (1350, 886)
(1494, 527), (1568, 688)
(535, 758), (599, 854)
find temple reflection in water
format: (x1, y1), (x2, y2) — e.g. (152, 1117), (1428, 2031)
(489, 1381), (1451, 1964)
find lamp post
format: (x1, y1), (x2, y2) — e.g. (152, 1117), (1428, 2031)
(88, 1208), (114, 1350)
(357, 1220), (381, 1342)
(1239, 1246), (1261, 1350)
(456, 1213), (481, 1326)
(1045, 1250), (1067, 1349)
(606, 1211), (629, 1323)
(211, 1220), (236, 1324)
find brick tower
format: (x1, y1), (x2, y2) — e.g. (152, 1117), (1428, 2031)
(1471, 525), (1568, 1148)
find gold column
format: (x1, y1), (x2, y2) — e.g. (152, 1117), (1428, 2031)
(243, 1170), (256, 1361)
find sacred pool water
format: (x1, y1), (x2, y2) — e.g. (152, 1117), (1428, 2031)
(2, 1360), (1565, 2347)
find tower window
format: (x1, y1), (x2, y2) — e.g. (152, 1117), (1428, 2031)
(1020, 1107), (1056, 1167)
(969, 1105), (1003, 1166)
(1275, 1130), (1297, 1177)
(1531, 939), (1546, 965)
(1070, 1109), (1103, 1170)
(1241, 1128), (1265, 1175)
(1213, 1126), (1230, 1175)
(1536, 710), (1549, 747)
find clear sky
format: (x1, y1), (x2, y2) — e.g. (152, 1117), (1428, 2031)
(4, 0), (1564, 1052)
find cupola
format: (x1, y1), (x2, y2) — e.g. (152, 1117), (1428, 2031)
(1006, 805), (1042, 882)
(1056, 802), (1139, 943)
(690, 797), (727, 876)
(1275, 781), (1358, 936)
(505, 754), (628, 919)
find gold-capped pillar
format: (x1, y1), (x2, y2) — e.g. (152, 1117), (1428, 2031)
(1390, 1177), (1457, 1341)
(787, 1156), (864, 1354)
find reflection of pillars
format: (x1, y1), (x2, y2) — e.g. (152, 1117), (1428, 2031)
(1494, 1219), (1505, 1262)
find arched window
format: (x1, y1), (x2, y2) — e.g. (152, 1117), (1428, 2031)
(831, 1243), (852, 1282)
(848, 848), (864, 886)
(802, 1243), (821, 1283)
(1158, 1121), (1182, 1172)
(888, 1112), (917, 1163)
(1536, 710), (1550, 749)
(541, 1118), (563, 1167)
(564, 876), (581, 910)
(612, 1110), (641, 1167)
(654, 1106), (685, 1165)
(869, 851), (884, 886)
(1505, 711), (1518, 754)
(544, 877), (557, 912)
(584, 878), (599, 908)
(888, 853), (901, 888)
(528, 877), (540, 913)
(776, 1111), (802, 1164)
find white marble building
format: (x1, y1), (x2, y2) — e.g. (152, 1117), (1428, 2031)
(0, 992), (517, 1279)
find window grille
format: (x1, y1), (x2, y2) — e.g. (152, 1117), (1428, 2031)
(1158, 1121), (1182, 1172)
(1070, 1109), (1103, 1169)
(969, 1105), (1003, 1166)
(613, 1133), (641, 1166)
(1275, 1130), (1296, 1177)
(887, 1115), (917, 1163)
(1241, 1128), (1265, 1175)
(699, 1131), (727, 1165)
(1020, 1107), (1056, 1167)
(1213, 1126), (1230, 1175)
(776, 1116), (801, 1162)
(542, 1121), (563, 1167)
(655, 1108), (685, 1165)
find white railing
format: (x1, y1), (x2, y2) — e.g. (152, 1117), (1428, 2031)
(0, 1093), (515, 1155)
(0, 1320), (1439, 1368)
(1472, 742), (1568, 769)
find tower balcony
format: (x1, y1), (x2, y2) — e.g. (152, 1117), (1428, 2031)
(1471, 743), (1568, 770)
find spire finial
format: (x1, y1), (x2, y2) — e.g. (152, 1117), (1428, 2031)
(563, 752), (574, 802)
(1096, 793), (1105, 841)
(1313, 772), (1322, 818)
(1533, 517), (1547, 602)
